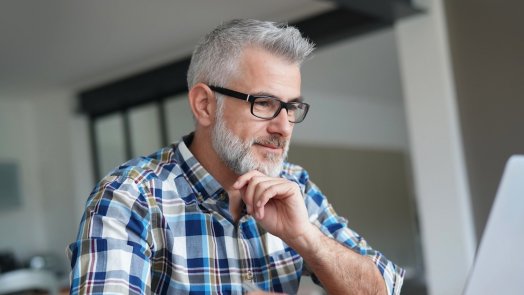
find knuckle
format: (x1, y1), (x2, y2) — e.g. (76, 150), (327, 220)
(263, 186), (275, 198)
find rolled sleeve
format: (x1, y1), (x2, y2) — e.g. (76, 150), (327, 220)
(67, 177), (153, 294)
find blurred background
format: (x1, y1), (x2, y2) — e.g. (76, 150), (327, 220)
(0, 0), (522, 294)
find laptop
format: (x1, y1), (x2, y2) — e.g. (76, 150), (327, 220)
(463, 155), (524, 295)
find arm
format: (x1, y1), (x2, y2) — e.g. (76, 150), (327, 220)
(234, 170), (404, 295)
(288, 224), (386, 295)
(67, 177), (153, 294)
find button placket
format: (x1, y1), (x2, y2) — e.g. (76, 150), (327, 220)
(245, 270), (254, 281)
(237, 216), (254, 283)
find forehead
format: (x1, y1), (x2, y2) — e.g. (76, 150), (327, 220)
(229, 46), (301, 100)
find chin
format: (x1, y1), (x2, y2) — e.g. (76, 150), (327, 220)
(258, 161), (284, 177)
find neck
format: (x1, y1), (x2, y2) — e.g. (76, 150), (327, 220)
(189, 129), (244, 220)
(189, 130), (238, 189)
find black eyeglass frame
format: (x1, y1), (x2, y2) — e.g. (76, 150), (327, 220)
(208, 85), (310, 123)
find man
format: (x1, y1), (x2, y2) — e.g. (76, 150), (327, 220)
(68, 19), (404, 294)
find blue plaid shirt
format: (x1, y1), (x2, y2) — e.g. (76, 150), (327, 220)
(68, 135), (404, 294)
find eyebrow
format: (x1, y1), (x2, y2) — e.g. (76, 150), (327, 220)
(252, 91), (304, 103)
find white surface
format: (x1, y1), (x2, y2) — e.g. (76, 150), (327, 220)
(302, 29), (404, 106)
(0, 100), (48, 258)
(394, 0), (476, 293)
(32, 91), (78, 274)
(463, 155), (524, 295)
(293, 90), (408, 151)
(0, 269), (58, 295)
(299, 29), (409, 151)
(0, 92), (79, 274)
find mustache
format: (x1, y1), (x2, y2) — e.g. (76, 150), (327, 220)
(253, 135), (288, 148)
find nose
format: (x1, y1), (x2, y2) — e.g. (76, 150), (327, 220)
(267, 107), (293, 137)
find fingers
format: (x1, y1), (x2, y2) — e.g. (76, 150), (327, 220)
(242, 176), (276, 216)
(253, 179), (284, 208)
(236, 172), (298, 220)
(233, 171), (267, 214)
(247, 178), (280, 205)
(250, 179), (285, 219)
(232, 170), (264, 190)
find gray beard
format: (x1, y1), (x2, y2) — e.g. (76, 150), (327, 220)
(211, 111), (289, 177)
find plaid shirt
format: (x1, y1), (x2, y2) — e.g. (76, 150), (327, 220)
(68, 135), (404, 294)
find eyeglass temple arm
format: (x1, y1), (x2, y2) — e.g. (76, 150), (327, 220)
(209, 86), (251, 102)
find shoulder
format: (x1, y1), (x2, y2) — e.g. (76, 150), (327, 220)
(105, 145), (183, 186)
(84, 145), (197, 223)
(280, 161), (310, 185)
(281, 161), (327, 208)
(280, 162), (315, 196)
(90, 145), (188, 207)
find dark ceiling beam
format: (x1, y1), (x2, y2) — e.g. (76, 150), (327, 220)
(293, 7), (390, 48)
(79, 59), (190, 118)
(329, 0), (422, 22)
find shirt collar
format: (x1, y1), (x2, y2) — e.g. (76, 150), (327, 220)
(174, 133), (225, 202)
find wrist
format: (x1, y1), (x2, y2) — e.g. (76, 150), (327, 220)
(286, 224), (323, 254)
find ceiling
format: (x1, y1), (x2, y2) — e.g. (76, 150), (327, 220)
(0, 0), (334, 97)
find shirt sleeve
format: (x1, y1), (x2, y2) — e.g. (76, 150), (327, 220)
(291, 167), (405, 295)
(67, 176), (154, 295)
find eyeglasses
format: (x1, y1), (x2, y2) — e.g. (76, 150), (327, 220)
(208, 85), (310, 123)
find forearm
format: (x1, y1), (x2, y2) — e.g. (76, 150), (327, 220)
(287, 225), (387, 295)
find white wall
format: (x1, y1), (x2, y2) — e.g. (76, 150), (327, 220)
(0, 100), (48, 259)
(0, 91), (85, 275)
(32, 91), (81, 272)
(299, 29), (408, 151)
(394, 0), (476, 294)
(294, 91), (408, 150)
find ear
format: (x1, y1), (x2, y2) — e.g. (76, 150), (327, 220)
(188, 83), (216, 127)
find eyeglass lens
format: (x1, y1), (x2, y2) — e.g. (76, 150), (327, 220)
(252, 97), (307, 123)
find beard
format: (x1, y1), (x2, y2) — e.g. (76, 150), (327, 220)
(211, 108), (289, 177)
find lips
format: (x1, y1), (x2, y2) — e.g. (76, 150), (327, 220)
(256, 143), (279, 149)
(254, 136), (286, 149)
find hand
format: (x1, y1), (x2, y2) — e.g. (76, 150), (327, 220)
(233, 170), (314, 241)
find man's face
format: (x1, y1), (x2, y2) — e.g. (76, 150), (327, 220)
(211, 47), (301, 177)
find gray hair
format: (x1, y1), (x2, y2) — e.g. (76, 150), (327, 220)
(187, 19), (315, 89)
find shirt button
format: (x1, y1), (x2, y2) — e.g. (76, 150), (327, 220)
(245, 270), (253, 281)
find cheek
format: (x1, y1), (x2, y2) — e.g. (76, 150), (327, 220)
(235, 122), (266, 141)
(223, 113), (267, 139)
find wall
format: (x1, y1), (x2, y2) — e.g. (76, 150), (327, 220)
(299, 28), (408, 151)
(0, 100), (48, 259)
(32, 91), (79, 273)
(444, 0), (524, 240)
(0, 91), (81, 276)
(394, 0), (477, 293)
(288, 145), (419, 273)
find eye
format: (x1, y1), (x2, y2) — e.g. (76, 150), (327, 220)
(253, 97), (276, 108)
(255, 100), (271, 107)
(287, 103), (299, 111)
